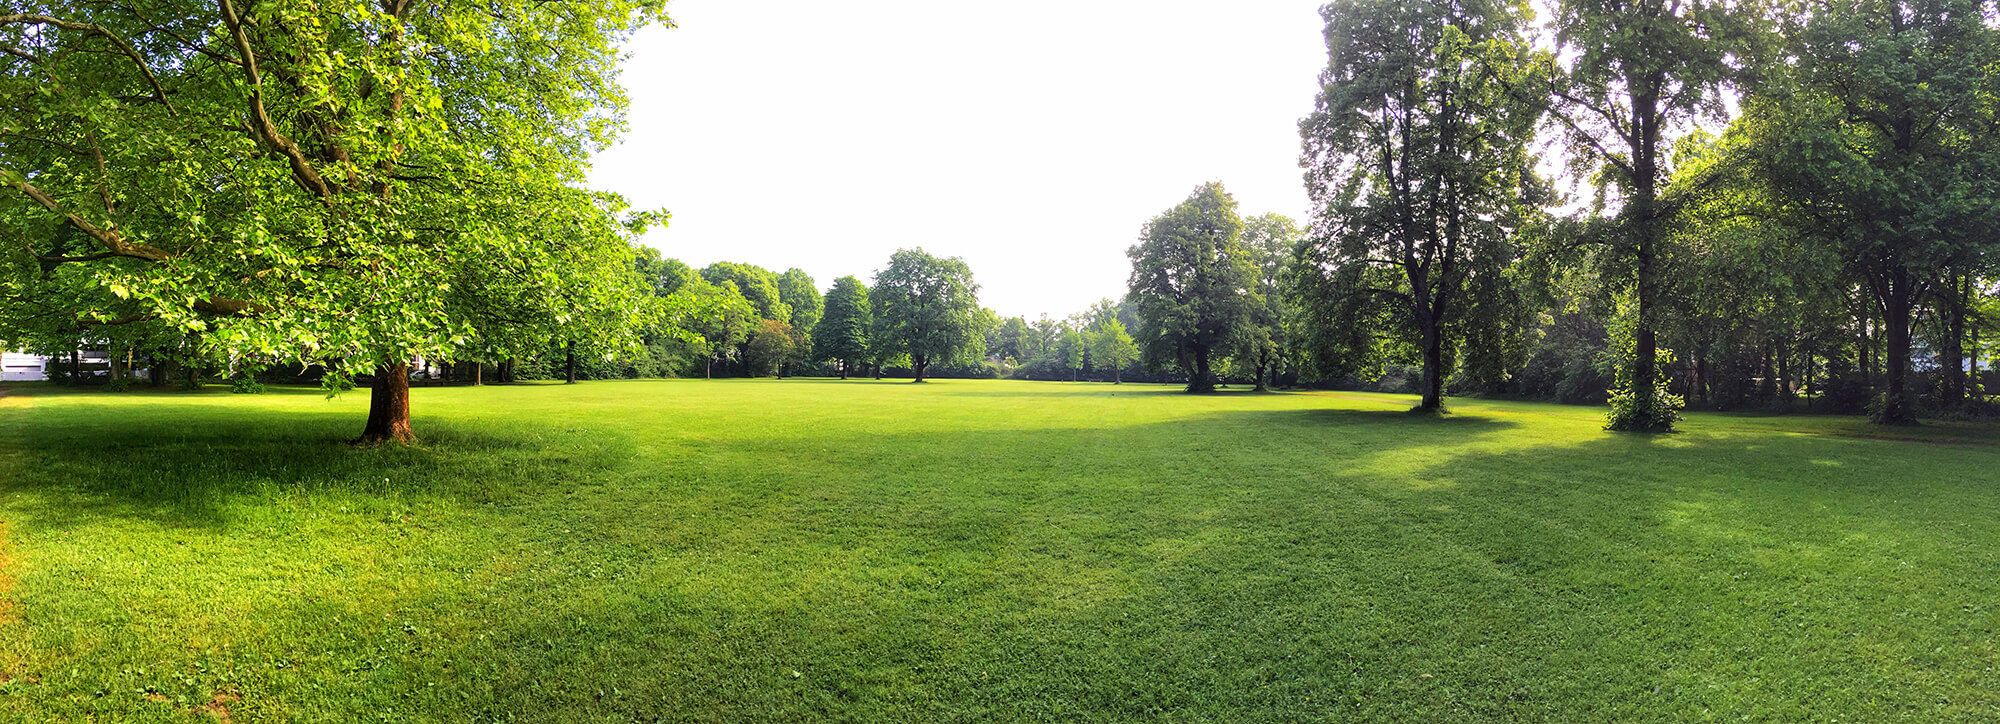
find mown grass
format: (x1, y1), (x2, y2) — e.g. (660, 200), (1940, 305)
(0, 379), (1997, 722)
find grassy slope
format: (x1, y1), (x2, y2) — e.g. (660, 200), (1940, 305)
(0, 379), (1997, 722)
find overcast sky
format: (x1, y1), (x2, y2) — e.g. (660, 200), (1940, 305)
(586, 1), (1330, 320)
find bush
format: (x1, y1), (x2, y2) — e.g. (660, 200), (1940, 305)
(1605, 350), (1683, 432)
(230, 376), (266, 394)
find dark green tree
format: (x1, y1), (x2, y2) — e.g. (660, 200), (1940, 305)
(1547, 0), (1760, 430)
(871, 248), (983, 383)
(1297, 0), (1547, 412)
(1756, 0), (2000, 423)
(1126, 182), (1258, 393)
(813, 276), (872, 379)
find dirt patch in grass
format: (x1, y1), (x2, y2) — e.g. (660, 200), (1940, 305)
(196, 690), (240, 722)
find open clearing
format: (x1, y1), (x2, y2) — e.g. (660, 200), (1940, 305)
(0, 379), (1997, 721)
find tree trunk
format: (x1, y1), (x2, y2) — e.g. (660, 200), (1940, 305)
(1187, 346), (1214, 393)
(357, 361), (416, 444)
(1973, 324), (1984, 404)
(474, 362), (483, 386)
(1253, 347), (1269, 392)
(1877, 278), (1917, 424)
(1943, 274), (1970, 409)
(1418, 317), (1444, 411)
(913, 355), (928, 383)
(705, 356), (713, 379)
(1624, 88), (1667, 431)
(1114, 367), (1122, 384)
(565, 344), (577, 384)
(839, 360), (849, 380)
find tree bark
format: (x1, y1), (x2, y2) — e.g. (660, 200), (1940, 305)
(912, 354), (929, 383)
(1624, 86), (1667, 431)
(1418, 317), (1444, 411)
(1187, 346), (1214, 393)
(839, 360), (848, 380)
(565, 344), (577, 384)
(473, 362), (483, 386)
(357, 361), (415, 444)
(1943, 274), (1970, 409)
(1877, 277), (1917, 424)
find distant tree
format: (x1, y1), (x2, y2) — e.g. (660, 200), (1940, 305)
(701, 262), (791, 324)
(813, 276), (872, 379)
(992, 316), (1034, 361)
(745, 319), (800, 377)
(634, 249), (697, 297)
(1126, 182), (1259, 393)
(1088, 318), (1140, 384)
(1059, 327), (1086, 382)
(776, 269), (822, 374)
(1297, 0), (1547, 411)
(871, 248), (984, 383)
(1237, 213), (1301, 391)
(672, 280), (758, 379)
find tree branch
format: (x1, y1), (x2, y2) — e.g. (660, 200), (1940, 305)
(217, 0), (337, 200)
(0, 13), (175, 114)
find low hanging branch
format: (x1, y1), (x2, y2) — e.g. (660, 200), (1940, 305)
(2, 171), (172, 261)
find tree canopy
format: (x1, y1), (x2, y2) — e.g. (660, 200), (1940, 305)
(0, 0), (670, 442)
(1126, 182), (1259, 393)
(870, 248), (984, 383)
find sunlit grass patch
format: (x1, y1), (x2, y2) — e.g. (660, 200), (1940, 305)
(0, 379), (1996, 721)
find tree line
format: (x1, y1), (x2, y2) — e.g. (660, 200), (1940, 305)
(4, 0), (1997, 441)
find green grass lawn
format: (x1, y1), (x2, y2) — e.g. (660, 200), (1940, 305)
(1, 379), (1998, 722)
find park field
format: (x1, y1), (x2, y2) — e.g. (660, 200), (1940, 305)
(0, 379), (1998, 721)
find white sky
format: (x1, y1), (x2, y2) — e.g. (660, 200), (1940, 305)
(586, 1), (1330, 320)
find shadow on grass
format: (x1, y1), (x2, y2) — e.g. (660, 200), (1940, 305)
(0, 402), (633, 531)
(8, 389), (2000, 720)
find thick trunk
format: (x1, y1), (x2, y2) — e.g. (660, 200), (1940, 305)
(913, 355), (929, 383)
(474, 362), (483, 386)
(1624, 87), (1667, 430)
(1186, 346), (1214, 393)
(839, 360), (848, 380)
(1878, 280), (1917, 424)
(357, 361), (415, 444)
(1114, 367), (1122, 384)
(1418, 318), (1444, 411)
(565, 344), (577, 384)
(1253, 347), (1269, 392)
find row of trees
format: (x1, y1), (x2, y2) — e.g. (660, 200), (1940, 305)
(1238, 0), (2000, 431)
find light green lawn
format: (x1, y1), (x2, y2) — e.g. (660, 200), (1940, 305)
(0, 378), (1996, 722)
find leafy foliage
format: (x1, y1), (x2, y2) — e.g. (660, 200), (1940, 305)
(1125, 182), (1258, 393)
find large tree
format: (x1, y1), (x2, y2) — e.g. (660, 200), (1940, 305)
(870, 248), (982, 383)
(1126, 182), (1258, 393)
(0, 0), (667, 442)
(1548, 0), (1758, 430)
(1756, 0), (2000, 423)
(1297, 0), (1547, 412)
(813, 275), (871, 379)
